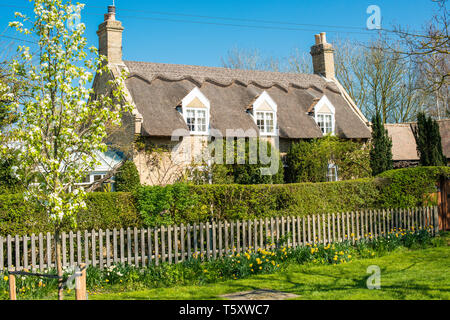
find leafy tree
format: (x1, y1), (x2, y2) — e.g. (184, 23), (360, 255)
(414, 112), (446, 166)
(285, 139), (328, 183)
(115, 160), (141, 192)
(211, 138), (284, 185)
(1, 0), (132, 300)
(285, 136), (371, 183)
(370, 113), (393, 176)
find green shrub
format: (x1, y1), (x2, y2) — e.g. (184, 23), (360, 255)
(75, 193), (142, 231)
(211, 138), (284, 185)
(114, 161), (141, 193)
(137, 167), (448, 227)
(1, 167), (447, 234)
(136, 184), (205, 227)
(137, 179), (380, 226)
(285, 139), (328, 183)
(0, 193), (142, 236)
(285, 136), (371, 183)
(377, 166), (450, 208)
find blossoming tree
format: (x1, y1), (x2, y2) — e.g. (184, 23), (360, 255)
(1, 0), (132, 299)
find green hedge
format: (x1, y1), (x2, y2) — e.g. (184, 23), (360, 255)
(377, 166), (450, 208)
(1, 167), (449, 233)
(190, 179), (379, 222)
(137, 167), (450, 227)
(0, 193), (142, 236)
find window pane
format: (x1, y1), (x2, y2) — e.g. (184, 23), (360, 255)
(256, 112), (275, 134)
(197, 110), (206, 132)
(317, 115), (324, 133)
(266, 115), (273, 133)
(186, 109), (196, 132)
(186, 109), (208, 133)
(325, 115), (333, 134)
(317, 114), (333, 134)
(327, 165), (338, 182)
(256, 112), (265, 132)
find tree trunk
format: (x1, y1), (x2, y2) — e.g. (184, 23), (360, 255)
(55, 228), (64, 301)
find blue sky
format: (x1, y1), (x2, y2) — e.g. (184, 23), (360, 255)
(0, 0), (441, 67)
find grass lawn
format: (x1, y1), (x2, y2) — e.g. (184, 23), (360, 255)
(91, 244), (450, 300)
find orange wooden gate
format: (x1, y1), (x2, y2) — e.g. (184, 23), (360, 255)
(438, 178), (450, 231)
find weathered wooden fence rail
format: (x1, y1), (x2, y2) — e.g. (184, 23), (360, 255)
(0, 207), (440, 272)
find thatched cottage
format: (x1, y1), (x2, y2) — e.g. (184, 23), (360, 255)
(93, 6), (371, 186)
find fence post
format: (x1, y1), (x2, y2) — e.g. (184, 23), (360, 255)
(8, 273), (16, 301)
(75, 264), (87, 301)
(433, 206), (439, 234)
(6, 235), (11, 271)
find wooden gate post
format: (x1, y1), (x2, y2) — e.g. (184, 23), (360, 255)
(8, 273), (16, 301)
(75, 264), (87, 301)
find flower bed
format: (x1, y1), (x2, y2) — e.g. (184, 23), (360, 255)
(0, 227), (443, 300)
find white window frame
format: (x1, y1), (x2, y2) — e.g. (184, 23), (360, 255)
(181, 87), (210, 135)
(314, 96), (336, 135)
(252, 91), (278, 137)
(76, 172), (108, 187)
(327, 163), (339, 182)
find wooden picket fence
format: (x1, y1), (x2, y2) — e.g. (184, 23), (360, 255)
(0, 206), (440, 272)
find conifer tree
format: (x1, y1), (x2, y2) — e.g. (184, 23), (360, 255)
(414, 112), (446, 166)
(370, 113), (393, 175)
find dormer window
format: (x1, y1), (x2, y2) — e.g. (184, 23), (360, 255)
(317, 114), (333, 134)
(181, 87), (210, 135)
(313, 96), (336, 135)
(251, 91), (277, 136)
(256, 111), (274, 134)
(186, 109), (207, 132)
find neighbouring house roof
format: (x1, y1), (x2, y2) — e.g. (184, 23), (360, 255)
(438, 119), (450, 159)
(385, 124), (420, 161)
(386, 119), (450, 161)
(123, 61), (371, 140)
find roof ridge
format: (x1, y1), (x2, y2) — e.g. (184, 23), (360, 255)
(123, 60), (323, 80)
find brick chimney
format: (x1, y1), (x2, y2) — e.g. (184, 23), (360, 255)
(97, 6), (124, 64)
(310, 32), (335, 79)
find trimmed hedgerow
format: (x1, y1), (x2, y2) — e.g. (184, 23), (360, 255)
(136, 167), (449, 227)
(0, 193), (142, 236)
(377, 166), (450, 208)
(137, 179), (380, 227)
(1, 167), (448, 233)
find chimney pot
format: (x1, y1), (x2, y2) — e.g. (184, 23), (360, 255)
(104, 5), (116, 21)
(315, 34), (321, 45)
(320, 32), (327, 44)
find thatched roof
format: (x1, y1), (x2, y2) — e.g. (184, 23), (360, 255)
(123, 61), (371, 139)
(386, 124), (420, 161)
(386, 119), (450, 161)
